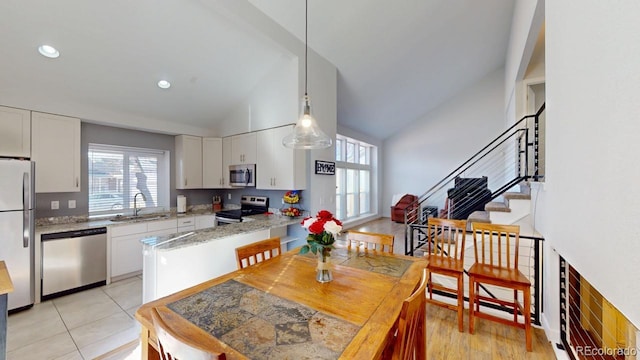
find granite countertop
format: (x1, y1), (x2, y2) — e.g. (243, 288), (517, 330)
(35, 208), (222, 235)
(141, 214), (302, 251)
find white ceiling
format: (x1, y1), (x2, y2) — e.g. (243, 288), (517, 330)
(0, 0), (515, 140)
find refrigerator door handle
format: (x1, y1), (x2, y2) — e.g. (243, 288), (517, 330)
(23, 171), (30, 248)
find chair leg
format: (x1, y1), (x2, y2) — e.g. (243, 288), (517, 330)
(513, 289), (518, 322)
(468, 276), (475, 334)
(524, 286), (532, 351)
(457, 274), (463, 332)
(428, 272), (433, 300)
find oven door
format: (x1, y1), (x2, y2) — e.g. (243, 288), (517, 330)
(215, 216), (241, 226)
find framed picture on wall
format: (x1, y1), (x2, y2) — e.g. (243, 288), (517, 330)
(315, 160), (335, 175)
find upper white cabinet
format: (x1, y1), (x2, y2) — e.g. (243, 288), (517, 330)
(31, 112), (81, 193)
(230, 133), (256, 164)
(175, 135), (202, 189)
(202, 137), (224, 188)
(256, 125), (306, 190)
(222, 137), (232, 188)
(0, 106), (31, 158)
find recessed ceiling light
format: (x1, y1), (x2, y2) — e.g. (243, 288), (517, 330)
(38, 45), (60, 58)
(157, 80), (171, 89)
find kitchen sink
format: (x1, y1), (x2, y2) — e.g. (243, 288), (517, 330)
(110, 213), (171, 222)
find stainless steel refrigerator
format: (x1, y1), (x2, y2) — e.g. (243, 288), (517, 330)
(0, 159), (35, 311)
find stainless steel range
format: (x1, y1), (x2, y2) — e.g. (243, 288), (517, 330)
(215, 195), (269, 225)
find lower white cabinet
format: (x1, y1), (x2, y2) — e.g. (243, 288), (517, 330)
(110, 219), (176, 279)
(110, 215), (218, 281)
(195, 214), (216, 230)
(177, 216), (196, 233)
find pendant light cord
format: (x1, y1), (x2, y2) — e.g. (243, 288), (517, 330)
(305, 0), (308, 96)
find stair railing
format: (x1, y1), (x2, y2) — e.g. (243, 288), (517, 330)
(403, 103), (545, 253)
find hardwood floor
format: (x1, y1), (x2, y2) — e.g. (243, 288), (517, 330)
(343, 217), (557, 359)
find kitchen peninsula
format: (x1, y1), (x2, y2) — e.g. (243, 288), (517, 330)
(141, 213), (303, 303)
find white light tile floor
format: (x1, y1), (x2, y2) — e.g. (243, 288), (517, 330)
(7, 276), (143, 360)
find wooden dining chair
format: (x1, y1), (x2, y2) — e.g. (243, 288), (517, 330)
(151, 307), (226, 360)
(468, 222), (532, 351)
(235, 237), (281, 269)
(425, 217), (467, 332)
(347, 230), (395, 253)
(391, 269), (427, 360)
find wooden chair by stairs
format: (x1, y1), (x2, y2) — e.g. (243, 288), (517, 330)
(347, 230), (395, 253)
(425, 218), (467, 332)
(235, 237), (281, 269)
(468, 222), (532, 351)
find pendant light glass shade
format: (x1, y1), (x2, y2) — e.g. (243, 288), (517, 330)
(283, 95), (332, 149)
(282, 0), (332, 150)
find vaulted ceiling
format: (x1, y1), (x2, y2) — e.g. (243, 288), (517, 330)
(0, 0), (514, 140)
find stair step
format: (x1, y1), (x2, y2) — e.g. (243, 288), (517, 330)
(503, 192), (531, 200)
(485, 202), (511, 212)
(468, 211), (491, 223)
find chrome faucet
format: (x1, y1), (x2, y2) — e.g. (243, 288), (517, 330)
(134, 192), (146, 216)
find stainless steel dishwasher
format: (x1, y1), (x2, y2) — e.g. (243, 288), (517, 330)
(41, 227), (107, 300)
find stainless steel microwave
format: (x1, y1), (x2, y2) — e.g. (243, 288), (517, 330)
(229, 164), (255, 187)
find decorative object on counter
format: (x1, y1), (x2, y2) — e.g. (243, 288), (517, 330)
(212, 196), (222, 212)
(281, 190), (304, 217)
(299, 210), (343, 283)
(177, 195), (187, 214)
(283, 190), (300, 204)
(282, 0), (332, 150)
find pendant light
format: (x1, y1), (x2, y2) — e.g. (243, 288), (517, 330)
(282, 0), (332, 150)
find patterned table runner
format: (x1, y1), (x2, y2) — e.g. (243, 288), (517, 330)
(167, 280), (361, 359)
(307, 247), (414, 278)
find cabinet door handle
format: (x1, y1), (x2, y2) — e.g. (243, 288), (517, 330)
(76, 177), (79, 187)
(185, 178), (188, 186)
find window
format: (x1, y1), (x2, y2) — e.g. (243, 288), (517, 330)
(88, 144), (169, 215)
(335, 135), (375, 221)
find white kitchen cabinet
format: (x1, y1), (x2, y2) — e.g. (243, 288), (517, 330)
(195, 214), (216, 230)
(0, 106), (31, 158)
(230, 132), (256, 164)
(222, 137), (232, 188)
(256, 125), (306, 190)
(177, 216), (196, 233)
(202, 137), (224, 188)
(175, 135), (203, 189)
(31, 112), (81, 193)
(110, 219), (177, 279)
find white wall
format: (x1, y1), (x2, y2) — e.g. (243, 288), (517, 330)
(382, 68), (505, 217)
(210, 0), (338, 216)
(217, 57), (298, 136)
(544, 0), (640, 328)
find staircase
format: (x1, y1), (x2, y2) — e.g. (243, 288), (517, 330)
(471, 182), (531, 225)
(403, 104), (545, 256)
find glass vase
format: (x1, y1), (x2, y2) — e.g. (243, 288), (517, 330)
(316, 247), (333, 283)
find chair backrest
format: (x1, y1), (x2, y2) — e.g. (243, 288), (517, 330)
(151, 307), (226, 360)
(426, 218), (467, 261)
(471, 222), (520, 269)
(392, 269), (427, 360)
(346, 230), (395, 253)
(235, 237), (281, 269)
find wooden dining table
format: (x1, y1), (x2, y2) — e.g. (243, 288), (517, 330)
(135, 245), (427, 360)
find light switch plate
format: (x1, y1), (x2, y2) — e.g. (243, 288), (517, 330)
(51, 201), (59, 210)
(68, 200), (76, 209)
